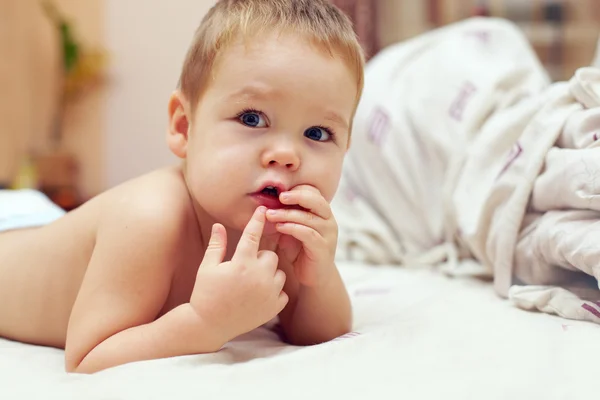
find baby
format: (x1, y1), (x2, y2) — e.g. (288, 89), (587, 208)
(0, 0), (364, 373)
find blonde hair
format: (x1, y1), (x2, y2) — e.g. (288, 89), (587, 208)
(178, 0), (365, 111)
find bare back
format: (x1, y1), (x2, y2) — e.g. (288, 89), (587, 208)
(0, 167), (204, 348)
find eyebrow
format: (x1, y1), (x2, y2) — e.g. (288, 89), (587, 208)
(224, 85), (280, 103)
(324, 110), (350, 131)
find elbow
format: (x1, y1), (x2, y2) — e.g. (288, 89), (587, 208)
(65, 359), (100, 374)
(65, 364), (83, 374)
(65, 349), (97, 374)
(65, 360), (83, 374)
(315, 310), (354, 344)
(325, 320), (354, 344)
(286, 321), (353, 346)
(64, 351), (81, 373)
(65, 358), (87, 374)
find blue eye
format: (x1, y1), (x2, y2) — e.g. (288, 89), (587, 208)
(239, 111), (266, 128)
(304, 127), (331, 142)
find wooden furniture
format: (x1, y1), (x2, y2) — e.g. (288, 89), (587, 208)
(0, 0), (103, 210)
(0, 0), (62, 186)
(377, 0), (600, 81)
(426, 0), (600, 81)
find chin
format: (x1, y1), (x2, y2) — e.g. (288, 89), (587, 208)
(212, 203), (279, 237)
(228, 211), (279, 238)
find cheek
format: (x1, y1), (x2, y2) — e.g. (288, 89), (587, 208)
(323, 170), (343, 202)
(313, 157), (344, 202)
(186, 143), (252, 193)
(189, 130), (248, 166)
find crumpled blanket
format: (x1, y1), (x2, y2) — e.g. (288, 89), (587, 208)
(332, 17), (600, 323)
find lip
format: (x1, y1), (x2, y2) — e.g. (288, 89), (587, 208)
(250, 180), (289, 210)
(256, 180), (288, 195)
(250, 193), (285, 209)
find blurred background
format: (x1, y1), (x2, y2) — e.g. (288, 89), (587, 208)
(1, 0), (599, 210)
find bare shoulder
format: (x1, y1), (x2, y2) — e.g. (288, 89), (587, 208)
(87, 166), (201, 281)
(93, 167), (199, 250)
(100, 167), (195, 229)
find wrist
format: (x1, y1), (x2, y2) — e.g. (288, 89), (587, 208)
(181, 303), (230, 350)
(302, 262), (339, 290)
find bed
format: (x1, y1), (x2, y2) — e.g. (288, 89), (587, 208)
(2, 260), (599, 399)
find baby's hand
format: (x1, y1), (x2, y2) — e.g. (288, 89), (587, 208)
(190, 206), (288, 342)
(266, 185), (338, 287)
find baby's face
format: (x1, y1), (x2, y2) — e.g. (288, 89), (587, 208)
(183, 31), (358, 232)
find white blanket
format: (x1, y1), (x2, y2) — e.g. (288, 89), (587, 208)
(2, 261), (599, 399)
(332, 17), (600, 323)
(333, 17), (550, 265)
(0, 189), (65, 232)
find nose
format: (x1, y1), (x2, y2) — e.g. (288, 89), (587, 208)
(262, 140), (300, 171)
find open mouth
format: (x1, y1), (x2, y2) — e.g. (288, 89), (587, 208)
(251, 184), (287, 209)
(260, 186), (280, 198)
(250, 182), (290, 209)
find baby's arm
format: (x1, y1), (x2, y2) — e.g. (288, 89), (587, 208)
(277, 260), (352, 345)
(267, 185), (352, 345)
(65, 202), (224, 373)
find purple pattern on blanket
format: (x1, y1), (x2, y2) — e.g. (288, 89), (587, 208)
(581, 303), (600, 319)
(449, 81), (477, 121)
(368, 107), (390, 147)
(594, 132), (598, 142)
(333, 332), (361, 341)
(465, 30), (490, 44)
(497, 142), (523, 179)
(344, 186), (358, 203)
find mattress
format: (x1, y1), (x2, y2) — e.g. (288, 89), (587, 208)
(2, 261), (598, 400)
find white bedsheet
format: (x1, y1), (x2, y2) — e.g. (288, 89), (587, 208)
(2, 261), (598, 400)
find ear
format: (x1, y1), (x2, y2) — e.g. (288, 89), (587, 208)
(167, 90), (191, 159)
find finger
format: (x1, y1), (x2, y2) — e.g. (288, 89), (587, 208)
(277, 234), (302, 263)
(257, 250), (279, 275)
(276, 291), (289, 313)
(279, 190), (331, 219)
(200, 223), (227, 267)
(266, 208), (324, 231)
(274, 269), (286, 291)
(257, 250), (279, 273)
(233, 206), (266, 261)
(275, 223), (323, 247)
